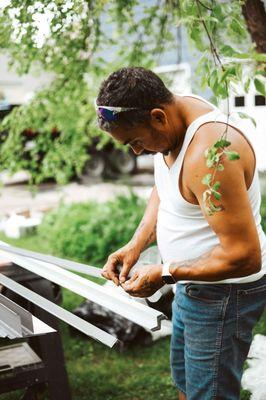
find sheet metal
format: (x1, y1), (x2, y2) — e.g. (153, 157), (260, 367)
(0, 248), (166, 331)
(0, 293), (55, 339)
(0, 242), (102, 278)
(0, 273), (118, 348)
(0, 301), (22, 339)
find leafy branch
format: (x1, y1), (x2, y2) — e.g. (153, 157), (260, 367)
(0, 0), (264, 186)
(194, 0), (240, 215)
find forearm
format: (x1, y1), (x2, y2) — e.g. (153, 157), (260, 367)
(130, 186), (159, 252)
(169, 245), (261, 282)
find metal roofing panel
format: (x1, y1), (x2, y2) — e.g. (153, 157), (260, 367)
(0, 246), (166, 331)
(0, 242), (102, 278)
(0, 301), (22, 338)
(0, 293), (55, 339)
(0, 273), (118, 347)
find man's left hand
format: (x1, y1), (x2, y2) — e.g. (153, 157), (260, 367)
(121, 264), (164, 297)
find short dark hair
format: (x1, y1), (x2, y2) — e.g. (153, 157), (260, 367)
(96, 67), (173, 131)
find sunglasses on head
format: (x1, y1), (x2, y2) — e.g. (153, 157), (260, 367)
(94, 99), (139, 122)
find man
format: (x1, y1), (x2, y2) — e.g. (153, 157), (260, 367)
(96, 67), (266, 400)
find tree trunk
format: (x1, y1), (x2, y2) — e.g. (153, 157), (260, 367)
(242, 0), (266, 53)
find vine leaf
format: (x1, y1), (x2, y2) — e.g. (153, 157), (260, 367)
(212, 181), (221, 190)
(226, 151), (240, 161)
(214, 139), (231, 148)
(212, 190), (221, 200)
(238, 112), (257, 128)
(202, 173), (212, 186)
(254, 78), (266, 97)
(217, 164), (224, 171)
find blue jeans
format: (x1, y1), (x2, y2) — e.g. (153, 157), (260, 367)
(170, 275), (266, 400)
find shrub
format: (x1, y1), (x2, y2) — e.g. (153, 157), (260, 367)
(38, 192), (146, 266)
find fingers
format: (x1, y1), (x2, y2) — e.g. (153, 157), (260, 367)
(122, 273), (139, 292)
(101, 256), (119, 286)
(119, 261), (133, 284)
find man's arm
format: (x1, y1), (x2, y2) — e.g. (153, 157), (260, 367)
(102, 185), (160, 284)
(118, 186), (160, 282)
(122, 124), (262, 297)
(169, 124), (261, 282)
(130, 185), (160, 252)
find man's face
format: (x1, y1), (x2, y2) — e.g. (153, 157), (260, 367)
(110, 123), (175, 156)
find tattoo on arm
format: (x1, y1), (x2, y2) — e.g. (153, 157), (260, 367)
(169, 251), (212, 279)
(132, 220), (157, 250)
(143, 221), (157, 249)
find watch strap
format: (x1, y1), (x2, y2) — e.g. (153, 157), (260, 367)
(162, 262), (176, 284)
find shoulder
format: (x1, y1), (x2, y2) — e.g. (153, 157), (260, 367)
(184, 121), (255, 179)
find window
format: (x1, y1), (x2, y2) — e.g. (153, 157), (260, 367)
(255, 95), (266, 106)
(234, 96), (245, 107)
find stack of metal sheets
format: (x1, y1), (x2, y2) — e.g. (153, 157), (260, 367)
(0, 241), (167, 347)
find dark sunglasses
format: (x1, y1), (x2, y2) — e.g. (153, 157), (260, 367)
(94, 99), (139, 122)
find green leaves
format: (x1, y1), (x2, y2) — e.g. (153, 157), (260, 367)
(229, 17), (247, 38)
(0, 0), (262, 190)
(202, 137), (240, 215)
(214, 139), (231, 148)
(202, 173), (212, 186)
(254, 78), (266, 97)
(38, 193), (145, 265)
(226, 151), (240, 161)
(238, 112), (257, 128)
(220, 45), (237, 58)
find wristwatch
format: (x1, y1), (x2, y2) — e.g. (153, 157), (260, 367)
(161, 262), (176, 284)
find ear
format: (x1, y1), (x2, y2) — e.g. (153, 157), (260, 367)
(150, 108), (167, 128)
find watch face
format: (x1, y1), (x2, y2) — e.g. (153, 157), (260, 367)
(162, 275), (175, 284)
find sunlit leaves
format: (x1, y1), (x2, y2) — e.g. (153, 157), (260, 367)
(0, 0), (263, 188)
(202, 137), (240, 216)
(254, 77), (266, 97)
(238, 112), (257, 128)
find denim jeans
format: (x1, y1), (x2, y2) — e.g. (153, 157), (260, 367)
(170, 275), (266, 400)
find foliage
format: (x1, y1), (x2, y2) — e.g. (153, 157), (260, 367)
(0, 0), (177, 184)
(0, 0), (265, 187)
(261, 195), (266, 234)
(37, 192), (145, 265)
(176, 0), (265, 215)
(202, 137), (241, 215)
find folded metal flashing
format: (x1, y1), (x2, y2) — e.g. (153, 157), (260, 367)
(0, 273), (118, 348)
(0, 293), (55, 339)
(0, 244), (166, 331)
(0, 242), (102, 278)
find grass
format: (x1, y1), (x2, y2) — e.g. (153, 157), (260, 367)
(0, 233), (265, 400)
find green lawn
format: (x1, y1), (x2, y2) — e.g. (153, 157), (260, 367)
(0, 233), (265, 400)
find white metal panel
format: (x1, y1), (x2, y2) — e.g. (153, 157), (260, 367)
(0, 245), (166, 331)
(0, 243), (102, 278)
(0, 273), (118, 348)
(0, 293), (55, 338)
(0, 302), (22, 338)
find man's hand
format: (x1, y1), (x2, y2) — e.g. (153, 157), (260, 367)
(122, 264), (164, 298)
(101, 242), (141, 286)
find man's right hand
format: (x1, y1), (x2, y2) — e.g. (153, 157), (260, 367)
(101, 242), (141, 286)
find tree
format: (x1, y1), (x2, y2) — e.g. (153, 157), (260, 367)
(0, 0), (265, 187)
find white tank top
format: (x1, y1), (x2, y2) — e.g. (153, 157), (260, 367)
(154, 94), (266, 284)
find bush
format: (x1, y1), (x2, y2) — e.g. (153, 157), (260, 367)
(38, 192), (146, 266)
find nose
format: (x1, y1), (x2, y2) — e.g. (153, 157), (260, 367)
(130, 144), (143, 155)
